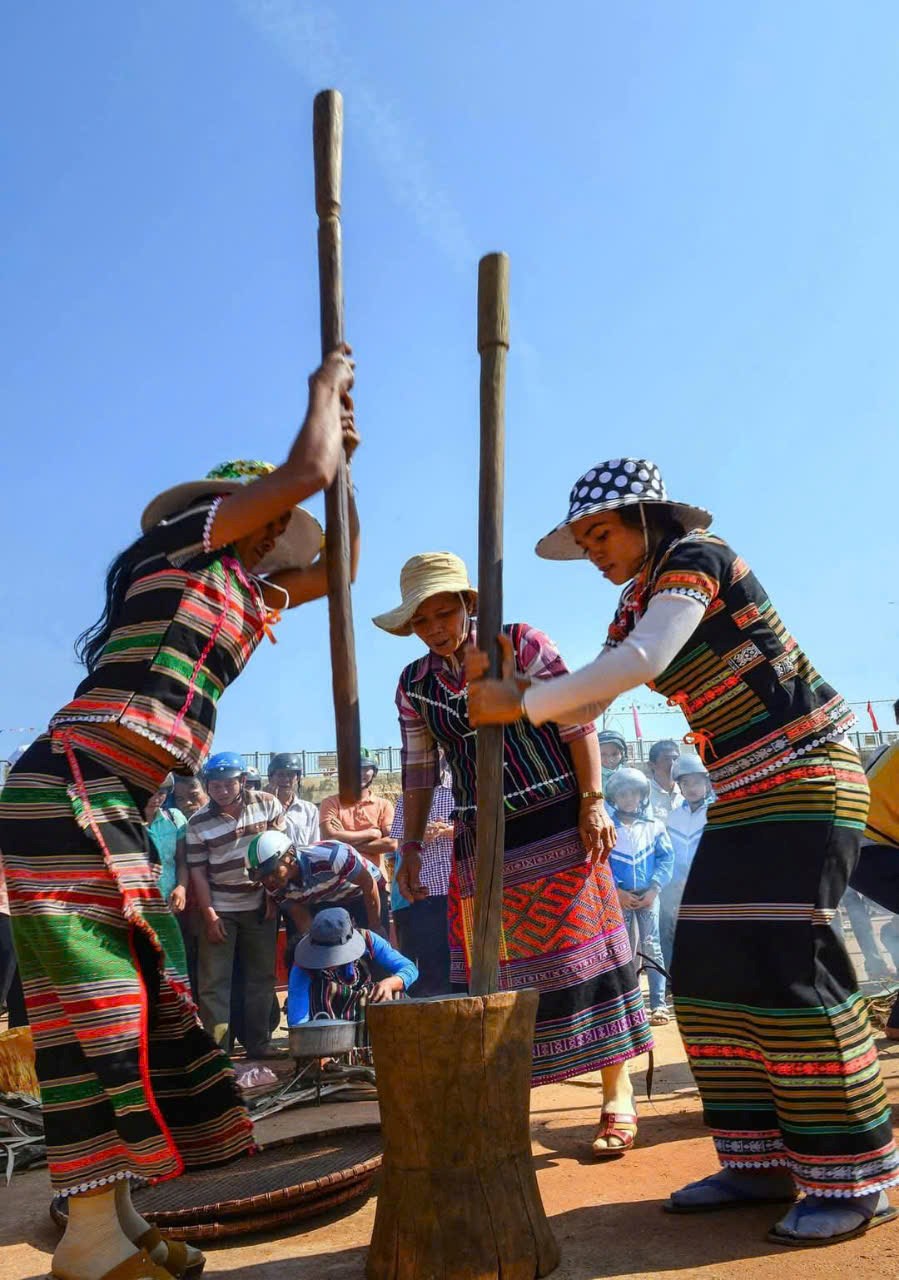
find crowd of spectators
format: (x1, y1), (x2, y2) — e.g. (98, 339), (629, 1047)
(124, 748), (452, 1056)
(3, 733), (896, 1051)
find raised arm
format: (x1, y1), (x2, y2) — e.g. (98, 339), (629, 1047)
(207, 347), (355, 552)
(260, 478), (360, 611)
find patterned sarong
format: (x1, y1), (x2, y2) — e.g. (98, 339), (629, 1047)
(449, 790), (652, 1085)
(0, 734), (252, 1195)
(672, 742), (899, 1197)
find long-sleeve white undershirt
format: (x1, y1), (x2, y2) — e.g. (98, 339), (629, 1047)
(523, 593), (707, 727)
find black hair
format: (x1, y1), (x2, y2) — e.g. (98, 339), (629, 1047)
(74, 491), (222, 674)
(648, 739), (680, 763)
(74, 534), (150, 673)
(618, 503), (686, 553)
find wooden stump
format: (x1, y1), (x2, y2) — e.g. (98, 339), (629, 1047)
(366, 991), (560, 1280)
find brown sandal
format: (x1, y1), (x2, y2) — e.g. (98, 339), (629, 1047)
(591, 1111), (638, 1159)
(52, 1249), (173, 1280)
(136, 1228), (205, 1278)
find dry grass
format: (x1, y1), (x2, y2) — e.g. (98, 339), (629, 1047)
(297, 773), (402, 806)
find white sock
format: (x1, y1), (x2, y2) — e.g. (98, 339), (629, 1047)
(116, 1177), (203, 1269)
(52, 1183), (154, 1280)
(114, 1179), (152, 1240)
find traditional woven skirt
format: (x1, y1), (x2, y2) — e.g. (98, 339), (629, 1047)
(0, 733), (252, 1196)
(448, 790), (652, 1085)
(672, 741), (899, 1197)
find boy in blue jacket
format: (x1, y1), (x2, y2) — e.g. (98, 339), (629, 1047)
(606, 767), (675, 1024)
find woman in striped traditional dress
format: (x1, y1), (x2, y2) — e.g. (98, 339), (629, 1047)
(469, 456), (898, 1247)
(373, 552), (653, 1157)
(0, 347), (357, 1280)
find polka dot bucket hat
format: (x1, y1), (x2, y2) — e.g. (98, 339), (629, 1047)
(535, 458), (712, 561)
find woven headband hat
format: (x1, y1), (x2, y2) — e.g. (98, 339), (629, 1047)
(535, 458), (712, 561)
(141, 460), (323, 576)
(372, 552), (478, 636)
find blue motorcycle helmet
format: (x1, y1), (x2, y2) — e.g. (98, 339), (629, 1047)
(203, 751), (246, 781)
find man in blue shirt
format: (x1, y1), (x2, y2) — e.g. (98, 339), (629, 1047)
(287, 908), (418, 1025)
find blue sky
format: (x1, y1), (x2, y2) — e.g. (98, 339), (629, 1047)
(2, 1), (897, 761)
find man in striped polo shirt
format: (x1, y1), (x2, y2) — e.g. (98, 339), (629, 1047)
(187, 751), (286, 1058)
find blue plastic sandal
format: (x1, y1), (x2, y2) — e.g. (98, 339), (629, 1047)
(768, 1192), (898, 1247)
(665, 1172), (796, 1215)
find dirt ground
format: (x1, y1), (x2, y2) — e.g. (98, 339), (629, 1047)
(3, 1016), (898, 1280)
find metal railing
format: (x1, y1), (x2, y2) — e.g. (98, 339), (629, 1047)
(240, 731), (899, 778)
(6, 731), (896, 783)
(241, 746), (404, 779)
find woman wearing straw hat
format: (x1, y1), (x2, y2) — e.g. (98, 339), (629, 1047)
(374, 552), (654, 1158)
(0, 347), (357, 1280)
(468, 457), (899, 1246)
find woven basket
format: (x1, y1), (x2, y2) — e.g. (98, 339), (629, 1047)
(149, 1177), (376, 1242)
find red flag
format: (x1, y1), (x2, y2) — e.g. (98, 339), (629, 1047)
(867, 701), (880, 732)
(632, 704), (643, 740)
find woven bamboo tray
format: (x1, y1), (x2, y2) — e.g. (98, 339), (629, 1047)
(51, 1124), (382, 1242)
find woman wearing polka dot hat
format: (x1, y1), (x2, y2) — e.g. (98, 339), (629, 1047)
(468, 457), (898, 1246)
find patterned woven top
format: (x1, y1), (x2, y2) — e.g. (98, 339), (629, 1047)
(607, 531), (854, 799)
(396, 622), (595, 819)
(50, 497), (269, 772)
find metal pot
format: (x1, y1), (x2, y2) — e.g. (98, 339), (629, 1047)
(288, 1014), (359, 1060)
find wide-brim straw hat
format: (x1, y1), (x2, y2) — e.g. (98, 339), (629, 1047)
(141, 459), (323, 576)
(372, 552), (478, 637)
(536, 458), (712, 561)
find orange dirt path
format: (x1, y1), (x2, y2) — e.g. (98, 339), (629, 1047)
(3, 1021), (898, 1279)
